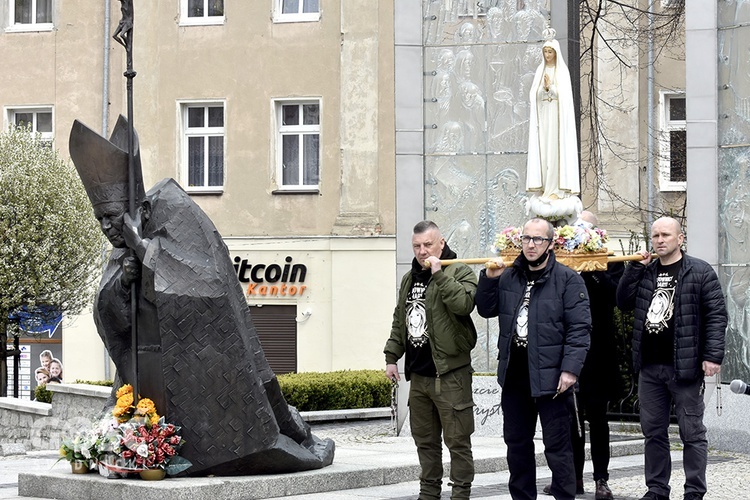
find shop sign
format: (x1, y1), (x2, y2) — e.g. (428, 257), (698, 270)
(233, 255), (308, 298)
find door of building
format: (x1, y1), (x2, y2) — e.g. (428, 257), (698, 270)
(250, 305), (297, 375)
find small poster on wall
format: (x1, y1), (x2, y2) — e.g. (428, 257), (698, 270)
(5, 306), (63, 400)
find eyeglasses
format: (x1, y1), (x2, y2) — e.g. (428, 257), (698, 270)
(520, 235), (552, 245)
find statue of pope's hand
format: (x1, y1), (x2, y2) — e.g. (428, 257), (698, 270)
(121, 255), (140, 286)
(123, 211), (147, 261)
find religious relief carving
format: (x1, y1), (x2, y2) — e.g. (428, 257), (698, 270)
(720, 151), (750, 380)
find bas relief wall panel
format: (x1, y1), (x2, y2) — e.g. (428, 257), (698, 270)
(422, 0), (548, 371)
(718, 1), (750, 382)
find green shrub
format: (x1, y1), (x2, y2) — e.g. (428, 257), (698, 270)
(277, 369), (391, 411)
(73, 379), (113, 387)
(34, 384), (52, 403)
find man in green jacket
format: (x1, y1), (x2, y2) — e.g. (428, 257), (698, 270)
(384, 220), (478, 500)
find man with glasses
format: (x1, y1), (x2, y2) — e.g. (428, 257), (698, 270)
(476, 217), (591, 500)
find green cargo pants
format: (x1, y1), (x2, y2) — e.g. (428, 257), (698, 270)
(409, 365), (475, 499)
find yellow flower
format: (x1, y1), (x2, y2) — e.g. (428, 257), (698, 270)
(116, 393), (134, 409)
(59, 446), (67, 457)
(150, 413), (161, 426)
(113, 405), (129, 418)
(116, 384), (133, 398)
(136, 398), (156, 415)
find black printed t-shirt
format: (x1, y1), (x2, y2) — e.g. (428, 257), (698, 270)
(405, 268), (438, 377)
(642, 259), (682, 366)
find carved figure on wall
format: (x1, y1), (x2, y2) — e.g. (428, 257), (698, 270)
(454, 49), (478, 85)
(436, 121), (465, 153)
(455, 20), (481, 46)
(489, 60), (517, 151)
(431, 48), (457, 127)
(457, 80), (486, 151)
(490, 168), (528, 229)
(69, 117), (335, 476)
(485, 3), (515, 43)
(525, 28), (582, 221)
(513, 0), (546, 42)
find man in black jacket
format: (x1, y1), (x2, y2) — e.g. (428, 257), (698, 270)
(617, 216), (726, 500)
(476, 217), (591, 500)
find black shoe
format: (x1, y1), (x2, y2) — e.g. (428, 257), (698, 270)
(595, 479), (613, 500)
(640, 492), (669, 500)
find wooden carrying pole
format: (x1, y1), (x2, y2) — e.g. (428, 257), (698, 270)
(427, 253), (657, 269)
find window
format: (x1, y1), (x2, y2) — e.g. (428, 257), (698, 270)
(273, 0), (320, 23)
(659, 92), (686, 192)
(7, 107), (53, 146)
(275, 100), (320, 191)
(179, 0), (224, 26)
(180, 102), (225, 192)
(7, 0), (53, 32)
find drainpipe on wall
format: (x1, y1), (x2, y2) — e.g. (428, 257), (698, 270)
(102, 0), (112, 381)
(646, 1), (655, 229)
(102, 0), (111, 136)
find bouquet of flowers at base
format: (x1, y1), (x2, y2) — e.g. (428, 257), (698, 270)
(57, 427), (100, 470)
(95, 384), (192, 476)
(112, 417), (191, 474)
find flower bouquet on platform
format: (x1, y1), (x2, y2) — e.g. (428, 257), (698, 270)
(57, 429), (100, 473)
(492, 222), (611, 272)
(58, 384), (192, 479)
(95, 384), (192, 479)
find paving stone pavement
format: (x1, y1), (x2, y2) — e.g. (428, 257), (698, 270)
(291, 421), (750, 500)
(3, 419), (750, 499)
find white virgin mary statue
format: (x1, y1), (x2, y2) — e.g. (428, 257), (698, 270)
(525, 31), (582, 220)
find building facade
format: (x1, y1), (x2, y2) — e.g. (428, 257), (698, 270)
(4, 1), (749, 402)
(1, 0), (397, 385)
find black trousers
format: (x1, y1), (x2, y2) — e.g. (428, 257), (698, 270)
(571, 395), (610, 482)
(501, 377), (576, 500)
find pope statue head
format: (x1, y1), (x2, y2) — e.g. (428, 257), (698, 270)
(69, 116), (145, 248)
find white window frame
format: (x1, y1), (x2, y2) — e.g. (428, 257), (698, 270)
(272, 0), (320, 24)
(658, 91), (687, 192)
(6, 106), (54, 146)
(179, 0), (225, 26)
(179, 100), (226, 193)
(274, 98), (321, 192)
(6, 0), (54, 32)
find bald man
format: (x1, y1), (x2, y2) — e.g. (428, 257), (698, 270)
(616, 217), (726, 500)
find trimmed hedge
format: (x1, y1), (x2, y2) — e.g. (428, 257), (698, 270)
(32, 372), (392, 412)
(277, 369), (392, 412)
(74, 379), (114, 387)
